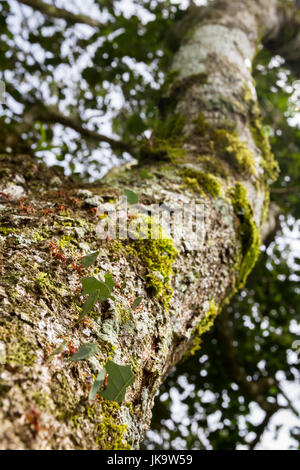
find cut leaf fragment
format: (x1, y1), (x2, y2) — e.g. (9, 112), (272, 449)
(68, 343), (99, 362)
(100, 360), (135, 403)
(89, 368), (106, 401)
(81, 251), (99, 268)
(124, 188), (138, 205)
(47, 340), (68, 363)
(132, 296), (142, 310)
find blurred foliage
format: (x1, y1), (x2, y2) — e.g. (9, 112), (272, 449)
(0, 0), (185, 176)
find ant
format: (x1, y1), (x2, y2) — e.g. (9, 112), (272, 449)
(0, 192), (9, 199)
(26, 408), (41, 436)
(88, 207), (98, 216)
(57, 189), (66, 198)
(71, 262), (84, 273)
(19, 200), (35, 213)
(127, 214), (137, 220)
(42, 208), (55, 215)
(68, 339), (77, 356)
(103, 372), (108, 390)
(69, 197), (81, 206)
(57, 204), (67, 212)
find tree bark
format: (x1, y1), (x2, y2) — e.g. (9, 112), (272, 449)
(0, 0), (289, 450)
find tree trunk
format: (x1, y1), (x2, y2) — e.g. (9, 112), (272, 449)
(0, 0), (289, 450)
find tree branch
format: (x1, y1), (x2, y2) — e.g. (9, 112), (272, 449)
(35, 105), (136, 156)
(16, 0), (102, 28)
(6, 84), (135, 157)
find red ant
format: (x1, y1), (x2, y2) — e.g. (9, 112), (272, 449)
(57, 204), (67, 212)
(19, 200), (35, 213)
(48, 241), (66, 263)
(42, 208), (55, 215)
(26, 408), (41, 436)
(0, 192), (9, 199)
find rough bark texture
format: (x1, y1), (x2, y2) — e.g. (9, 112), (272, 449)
(0, 0), (291, 450)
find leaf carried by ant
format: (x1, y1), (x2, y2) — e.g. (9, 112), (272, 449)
(68, 342), (99, 362)
(81, 251), (99, 268)
(88, 368), (106, 401)
(81, 276), (102, 295)
(100, 360), (135, 403)
(132, 296), (142, 310)
(46, 340), (68, 363)
(104, 273), (115, 294)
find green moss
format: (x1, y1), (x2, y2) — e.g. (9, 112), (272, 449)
(197, 155), (229, 179)
(261, 187), (270, 225)
(138, 114), (186, 164)
(57, 234), (78, 253)
(96, 400), (130, 450)
(230, 183), (261, 288)
(181, 168), (223, 198)
(31, 230), (46, 242)
(139, 140), (184, 163)
(156, 114), (186, 141)
(193, 112), (210, 137)
(213, 129), (257, 176)
(183, 176), (205, 195)
(188, 300), (220, 356)
(132, 235), (178, 310)
(35, 272), (52, 288)
(0, 323), (36, 366)
(0, 227), (19, 235)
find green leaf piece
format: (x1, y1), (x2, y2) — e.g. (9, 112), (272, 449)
(81, 276), (102, 295)
(89, 368), (106, 401)
(124, 188), (139, 205)
(100, 360), (135, 403)
(81, 251), (99, 268)
(78, 291), (99, 322)
(132, 296), (142, 310)
(104, 273), (116, 293)
(69, 343), (99, 362)
(47, 340), (68, 363)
